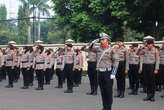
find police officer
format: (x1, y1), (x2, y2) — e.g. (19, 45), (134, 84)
(115, 39), (128, 98)
(55, 48), (65, 88)
(127, 43), (140, 95)
(63, 44), (74, 93)
(73, 49), (83, 87)
(159, 44), (164, 98)
(82, 43), (98, 95)
(5, 44), (15, 88)
(89, 32), (119, 110)
(139, 39), (160, 102)
(34, 45), (46, 90)
(28, 46), (35, 86)
(0, 48), (4, 81)
(49, 48), (55, 80)
(44, 49), (52, 85)
(20, 46), (30, 89)
(13, 47), (21, 83)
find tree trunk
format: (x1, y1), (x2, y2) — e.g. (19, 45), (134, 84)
(27, 6), (31, 44)
(38, 11), (40, 40)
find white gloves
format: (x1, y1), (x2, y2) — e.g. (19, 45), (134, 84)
(110, 74), (116, 79)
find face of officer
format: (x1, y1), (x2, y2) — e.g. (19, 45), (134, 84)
(100, 38), (109, 47)
(147, 44), (154, 50)
(118, 41), (124, 47)
(66, 46), (72, 51)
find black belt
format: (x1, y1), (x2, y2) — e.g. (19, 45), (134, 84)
(7, 59), (13, 61)
(22, 61), (28, 63)
(36, 62), (44, 64)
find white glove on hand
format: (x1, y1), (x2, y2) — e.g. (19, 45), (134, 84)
(110, 74), (115, 79)
(88, 39), (99, 48)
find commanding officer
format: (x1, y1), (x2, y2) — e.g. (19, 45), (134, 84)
(159, 44), (164, 98)
(139, 39), (160, 102)
(82, 43), (98, 95)
(5, 44), (15, 88)
(127, 43), (140, 95)
(115, 39), (128, 98)
(63, 44), (74, 93)
(34, 45), (46, 90)
(89, 32), (119, 110)
(20, 46), (30, 89)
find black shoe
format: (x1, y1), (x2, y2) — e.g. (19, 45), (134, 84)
(143, 96), (151, 101)
(86, 92), (93, 95)
(5, 85), (13, 88)
(150, 97), (155, 102)
(64, 89), (73, 93)
(92, 91), (97, 96)
(120, 92), (125, 98)
(35, 87), (41, 90)
(29, 83), (33, 86)
(160, 95), (164, 98)
(128, 91), (135, 95)
(21, 86), (29, 89)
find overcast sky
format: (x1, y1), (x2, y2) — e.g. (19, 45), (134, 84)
(0, 0), (54, 19)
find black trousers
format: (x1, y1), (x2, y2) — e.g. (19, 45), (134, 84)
(13, 66), (20, 81)
(36, 70), (44, 88)
(44, 68), (51, 83)
(116, 61), (126, 92)
(98, 71), (113, 110)
(6, 67), (14, 86)
(56, 68), (64, 87)
(22, 68), (30, 87)
(64, 64), (73, 90)
(73, 69), (82, 85)
(29, 67), (34, 84)
(129, 64), (139, 91)
(159, 64), (164, 87)
(2, 66), (6, 80)
(50, 65), (54, 80)
(87, 61), (98, 93)
(143, 64), (155, 96)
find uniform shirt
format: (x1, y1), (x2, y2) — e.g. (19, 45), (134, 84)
(56, 55), (65, 69)
(34, 52), (46, 70)
(5, 50), (14, 67)
(84, 48), (97, 62)
(159, 49), (164, 65)
(127, 49), (139, 65)
(21, 52), (30, 68)
(64, 50), (74, 64)
(139, 47), (160, 71)
(73, 54), (83, 69)
(0, 52), (4, 67)
(45, 54), (51, 69)
(90, 46), (119, 69)
(49, 53), (55, 69)
(13, 53), (21, 67)
(29, 52), (35, 67)
(116, 46), (129, 70)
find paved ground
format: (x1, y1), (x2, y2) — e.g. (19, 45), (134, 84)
(0, 76), (164, 110)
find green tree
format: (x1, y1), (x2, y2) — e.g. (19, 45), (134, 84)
(0, 4), (8, 30)
(18, 5), (28, 44)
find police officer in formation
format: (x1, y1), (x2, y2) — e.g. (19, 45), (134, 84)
(82, 43), (98, 95)
(139, 39), (160, 101)
(127, 43), (140, 95)
(115, 39), (128, 98)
